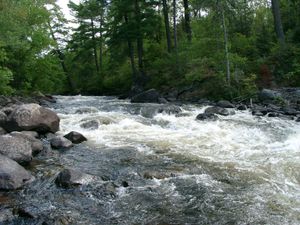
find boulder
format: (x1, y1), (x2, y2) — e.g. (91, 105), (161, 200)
(296, 117), (300, 122)
(20, 131), (39, 138)
(0, 135), (32, 164)
(217, 100), (235, 108)
(2, 104), (60, 133)
(80, 120), (99, 130)
(140, 105), (182, 118)
(50, 136), (73, 149)
(204, 106), (231, 116)
(0, 127), (6, 135)
(237, 105), (247, 111)
(64, 131), (87, 144)
(196, 113), (218, 121)
(131, 89), (163, 103)
(10, 132), (43, 155)
(281, 107), (299, 116)
(55, 169), (93, 188)
(0, 154), (34, 190)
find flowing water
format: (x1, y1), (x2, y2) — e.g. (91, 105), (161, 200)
(1, 96), (300, 225)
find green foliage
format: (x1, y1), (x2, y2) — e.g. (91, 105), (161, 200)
(0, 47), (14, 95)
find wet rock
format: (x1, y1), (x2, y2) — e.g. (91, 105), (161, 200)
(122, 181), (129, 188)
(296, 117), (300, 122)
(237, 105), (247, 111)
(50, 136), (73, 149)
(196, 113), (218, 121)
(217, 100), (235, 108)
(1, 105), (18, 116)
(252, 110), (264, 116)
(20, 131), (39, 138)
(140, 105), (182, 118)
(2, 104), (60, 133)
(0, 154), (34, 190)
(267, 112), (280, 118)
(281, 107), (298, 116)
(204, 106), (231, 116)
(143, 171), (176, 180)
(80, 120), (99, 130)
(0, 111), (7, 125)
(131, 89), (162, 103)
(55, 169), (93, 188)
(10, 132), (43, 155)
(0, 127), (6, 135)
(44, 132), (56, 140)
(64, 131), (87, 144)
(0, 135), (32, 164)
(75, 107), (98, 114)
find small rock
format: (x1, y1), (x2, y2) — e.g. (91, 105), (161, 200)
(237, 105), (247, 111)
(122, 181), (129, 188)
(281, 107), (298, 116)
(0, 135), (32, 164)
(296, 117), (300, 122)
(0, 154), (34, 190)
(0, 111), (7, 125)
(20, 131), (39, 138)
(204, 106), (231, 116)
(196, 113), (218, 121)
(267, 112), (280, 117)
(55, 169), (93, 188)
(252, 110), (264, 116)
(80, 120), (99, 130)
(50, 136), (73, 149)
(217, 100), (235, 108)
(64, 131), (87, 144)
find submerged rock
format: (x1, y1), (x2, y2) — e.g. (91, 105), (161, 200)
(75, 107), (98, 114)
(237, 104), (247, 111)
(2, 104), (60, 133)
(0, 135), (32, 164)
(80, 120), (99, 130)
(55, 169), (93, 188)
(64, 131), (87, 144)
(140, 104), (182, 118)
(50, 136), (73, 149)
(0, 154), (34, 190)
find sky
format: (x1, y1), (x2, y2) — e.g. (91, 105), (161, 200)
(57, 0), (80, 20)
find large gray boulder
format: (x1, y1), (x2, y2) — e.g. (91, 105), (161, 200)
(0, 135), (32, 164)
(0, 154), (34, 190)
(259, 89), (282, 101)
(10, 132), (43, 155)
(2, 104), (59, 133)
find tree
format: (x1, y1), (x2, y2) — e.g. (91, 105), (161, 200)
(162, 0), (172, 53)
(271, 0), (285, 47)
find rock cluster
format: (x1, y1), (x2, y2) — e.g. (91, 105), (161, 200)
(0, 97), (87, 192)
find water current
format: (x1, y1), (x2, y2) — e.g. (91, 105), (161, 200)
(2, 96), (300, 225)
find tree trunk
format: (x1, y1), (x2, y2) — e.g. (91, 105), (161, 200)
(90, 18), (100, 73)
(124, 14), (137, 83)
(47, 21), (75, 92)
(162, 0), (172, 53)
(99, 16), (103, 72)
(183, 0), (192, 42)
(173, 0), (178, 50)
(271, 0), (286, 47)
(134, 0), (144, 78)
(220, 3), (231, 85)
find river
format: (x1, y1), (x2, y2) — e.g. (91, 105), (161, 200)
(2, 96), (300, 224)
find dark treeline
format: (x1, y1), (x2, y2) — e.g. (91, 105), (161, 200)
(0, 0), (300, 99)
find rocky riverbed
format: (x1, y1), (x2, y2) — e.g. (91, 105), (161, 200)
(0, 89), (300, 224)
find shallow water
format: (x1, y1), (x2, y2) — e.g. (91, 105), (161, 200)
(1, 96), (300, 225)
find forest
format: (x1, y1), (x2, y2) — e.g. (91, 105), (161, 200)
(0, 0), (300, 100)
